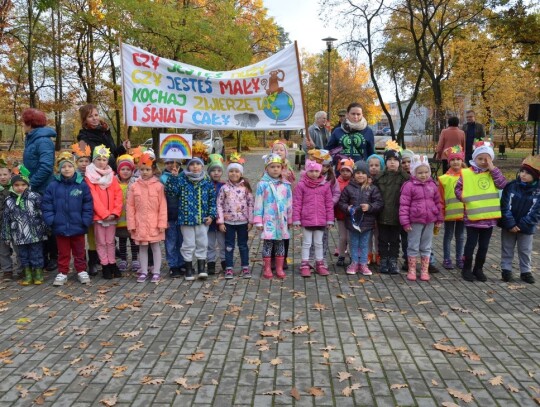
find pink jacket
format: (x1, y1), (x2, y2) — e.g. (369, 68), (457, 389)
(216, 180), (254, 224)
(399, 177), (443, 229)
(292, 173), (334, 227)
(127, 177), (168, 243)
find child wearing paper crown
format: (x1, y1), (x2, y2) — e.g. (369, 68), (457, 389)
(0, 157), (15, 280)
(455, 140), (507, 282)
(127, 150), (167, 283)
(293, 159), (334, 278)
(206, 153), (226, 275)
(166, 147), (216, 281)
(335, 158), (354, 267)
(1, 166), (48, 285)
(42, 152), (94, 286)
(374, 141), (409, 274)
(437, 146), (466, 270)
(254, 153), (293, 279)
(498, 155), (540, 284)
(399, 155), (443, 281)
(116, 154), (140, 273)
(216, 153), (254, 279)
(85, 144), (123, 279)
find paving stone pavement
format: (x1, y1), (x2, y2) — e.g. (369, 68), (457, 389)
(0, 151), (539, 406)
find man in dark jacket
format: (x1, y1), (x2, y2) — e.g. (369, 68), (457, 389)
(462, 110), (485, 165)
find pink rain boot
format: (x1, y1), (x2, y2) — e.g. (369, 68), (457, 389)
(420, 256), (430, 281)
(407, 256), (417, 281)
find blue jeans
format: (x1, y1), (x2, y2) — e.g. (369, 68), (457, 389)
(443, 220), (464, 261)
(17, 242), (44, 268)
(165, 221), (184, 268)
(225, 223), (249, 268)
(349, 229), (371, 264)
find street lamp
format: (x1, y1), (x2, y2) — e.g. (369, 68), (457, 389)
(322, 37), (337, 123)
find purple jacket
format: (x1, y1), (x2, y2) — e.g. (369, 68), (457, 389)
(455, 165), (507, 228)
(399, 177), (443, 229)
(293, 173), (334, 227)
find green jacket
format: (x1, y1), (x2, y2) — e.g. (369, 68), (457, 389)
(375, 169), (409, 226)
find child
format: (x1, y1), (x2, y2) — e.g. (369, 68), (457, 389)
(499, 155), (540, 284)
(216, 153), (254, 279)
(207, 154), (226, 275)
(399, 148), (414, 271)
(437, 146), (466, 270)
(1, 168), (48, 285)
(400, 149), (414, 174)
(270, 140), (295, 270)
(0, 162), (14, 280)
(335, 158), (354, 266)
(166, 155), (216, 281)
(293, 159), (334, 277)
(375, 141), (409, 274)
(254, 153), (293, 279)
(72, 143), (92, 176)
(127, 151), (167, 283)
(85, 145), (123, 279)
(455, 141), (507, 282)
(42, 152), (94, 286)
(338, 161), (383, 276)
(116, 154), (139, 273)
(160, 158), (185, 278)
(400, 155), (443, 281)
(366, 154), (384, 265)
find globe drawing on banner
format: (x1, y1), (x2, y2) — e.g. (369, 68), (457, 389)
(263, 91), (294, 124)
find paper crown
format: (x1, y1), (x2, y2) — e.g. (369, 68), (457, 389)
(337, 158), (355, 172)
(263, 153), (283, 166)
(270, 139), (288, 149)
(93, 144), (111, 159)
(385, 140), (402, 152)
(308, 149), (331, 164)
(139, 152), (154, 167)
(207, 153), (224, 171)
(228, 151), (245, 164)
(411, 154), (431, 175)
(446, 145), (464, 160)
(473, 139), (492, 150)
(55, 151), (75, 170)
(11, 164), (30, 183)
(192, 141), (209, 162)
(521, 155), (540, 178)
(71, 143), (91, 159)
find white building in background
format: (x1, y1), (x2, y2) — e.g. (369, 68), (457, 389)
(373, 100), (430, 135)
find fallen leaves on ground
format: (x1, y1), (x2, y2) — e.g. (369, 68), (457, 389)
(140, 376), (164, 385)
(270, 358), (282, 366)
(337, 371), (352, 382)
(22, 372), (42, 381)
(77, 365), (98, 377)
(447, 387), (474, 403)
(307, 387), (324, 397)
(244, 357), (261, 366)
(363, 313), (376, 321)
(259, 330), (281, 338)
(417, 300), (432, 305)
(117, 331), (140, 338)
(110, 365), (128, 378)
(354, 365), (374, 373)
(186, 351), (205, 361)
(290, 387), (300, 400)
(342, 383), (362, 396)
(100, 394), (118, 406)
(488, 376), (503, 386)
(450, 306), (472, 313)
(468, 368), (487, 376)
(312, 303), (328, 311)
(175, 377), (201, 390)
(16, 385), (28, 398)
(128, 341), (144, 352)
(507, 384), (519, 393)
(390, 383), (408, 390)
(263, 390), (283, 395)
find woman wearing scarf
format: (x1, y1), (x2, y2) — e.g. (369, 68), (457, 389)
(77, 104), (129, 171)
(325, 102), (375, 163)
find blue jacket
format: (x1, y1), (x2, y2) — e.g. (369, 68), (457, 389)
(160, 169), (180, 222)
(209, 180), (224, 232)
(499, 179), (540, 235)
(23, 127), (56, 194)
(325, 124), (374, 162)
(42, 173), (94, 236)
(165, 172), (216, 226)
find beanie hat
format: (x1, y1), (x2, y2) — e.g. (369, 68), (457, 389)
(263, 153), (283, 168)
(207, 153), (225, 173)
(305, 159), (322, 173)
(55, 151), (76, 172)
(401, 149), (415, 161)
(116, 154), (135, 172)
(227, 152), (245, 175)
(384, 140), (402, 164)
(367, 154), (385, 171)
(353, 160), (370, 176)
(446, 145), (464, 161)
(410, 155), (431, 177)
(521, 155), (540, 180)
(10, 165), (30, 186)
(472, 140), (495, 161)
(92, 144), (111, 161)
(271, 139), (288, 157)
(187, 157), (205, 168)
(338, 158), (354, 173)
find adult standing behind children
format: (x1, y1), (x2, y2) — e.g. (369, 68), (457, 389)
(462, 110), (485, 165)
(436, 116), (465, 173)
(304, 111), (329, 152)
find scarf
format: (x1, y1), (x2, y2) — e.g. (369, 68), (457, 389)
(85, 163), (114, 189)
(184, 169), (206, 183)
(85, 120), (109, 131)
(9, 187), (25, 209)
(343, 117), (368, 132)
(302, 172), (325, 189)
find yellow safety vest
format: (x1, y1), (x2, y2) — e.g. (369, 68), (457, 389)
(438, 174), (464, 221)
(461, 168), (501, 220)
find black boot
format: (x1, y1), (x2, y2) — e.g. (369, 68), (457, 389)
(113, 263), (122, 278)
(473, 256), (487, 282)
(220, 260), (227, 272)
(207, 262), (216, 275)
(197, 260), (207, 279)
(88, 250), (99, 276)
(461, 256), (475, 282)
(388, 257), (399, 274)
(184, 261), (194, 281)
(171, 267), (182, 278)
(379, 257), (389, 274)
(102, 264), (113, 280)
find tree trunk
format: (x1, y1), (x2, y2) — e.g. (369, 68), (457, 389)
(27, 0), (36, 107)
(107, 36), (122, 145)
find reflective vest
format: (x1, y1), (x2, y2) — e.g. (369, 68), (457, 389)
(438, 173), (464, 221)
(461, 168), (501, 220)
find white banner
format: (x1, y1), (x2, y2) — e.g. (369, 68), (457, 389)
(121, 43), (305, 130)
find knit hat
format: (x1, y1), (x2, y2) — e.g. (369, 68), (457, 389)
(472, 140), (495, 161)
(187, 157), (205, 168)
(383, 140), (402, 164)
(207, 154), (225, 173)
(521, 155), (540, 180)
(55, 151), (76, 172)
(446, 145), (464, 161)
(263, 153), (283, 167)
(353, 160), (370, 176)
(367, 154), (385, 171)
(227, 152), (245, 175)
(10, 165), (30, 185)
(410, 155), (431, 177)
(338, 158), (354, 173)
(305, 159), (322, 173)
(116, 154), (135, 172)
(92, 144), (111, 161)
(401, 149), (415, 161)
(271, 139), (288, 157)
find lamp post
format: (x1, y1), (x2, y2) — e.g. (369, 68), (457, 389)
(322, 37), (337, 123)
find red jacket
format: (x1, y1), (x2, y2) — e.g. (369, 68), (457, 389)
(86, 177), (123, 222)
(335, 175), (350, 220)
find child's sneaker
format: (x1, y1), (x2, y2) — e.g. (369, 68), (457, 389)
(315, 260), (329, 276)
(300, 261), (311, 278)
(118, 260), (127, 272)
(346, 262), (358, 275)
(53, 273), (68, 286)
(442, 259), (454, 270)
(336, 256), (346, 267)
(242, 267), (251, 279)
(358, 264), (372, 276)
(136, 272), (148, 283)
(131, 260), (140, 272)
(150, 273), (161, 283)
(224, 269), (234, 279)
(77, 271), (90, 284)
(456, 258), (464, 269)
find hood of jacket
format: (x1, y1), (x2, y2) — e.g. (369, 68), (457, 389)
(25, 126), (56, 145)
